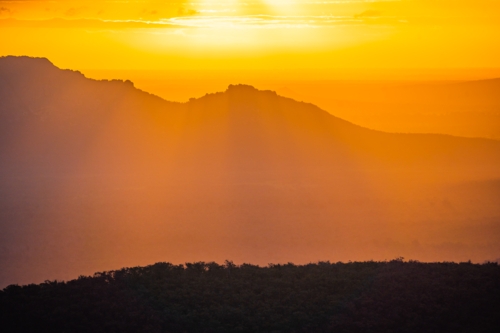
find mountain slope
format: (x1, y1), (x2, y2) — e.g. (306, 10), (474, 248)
(273, 78), (500, 139)
(1, 56), (500, 287)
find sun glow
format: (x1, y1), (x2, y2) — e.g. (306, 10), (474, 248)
(1, 0), (499, 72)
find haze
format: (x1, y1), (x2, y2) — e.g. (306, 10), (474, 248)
(1, 0), (500, 287)
(1, 57), (500, 288)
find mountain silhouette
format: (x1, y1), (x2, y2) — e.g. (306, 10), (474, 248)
(1, 56), (500, 287)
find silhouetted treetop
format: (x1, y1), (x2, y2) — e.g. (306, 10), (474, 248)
(1, 260), (499, 333)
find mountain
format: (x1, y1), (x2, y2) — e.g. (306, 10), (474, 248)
(1, 56), (500, 287)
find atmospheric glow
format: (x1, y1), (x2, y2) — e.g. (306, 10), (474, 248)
(1, 0), (499, 72)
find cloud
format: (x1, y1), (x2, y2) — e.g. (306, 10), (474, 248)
(0, 7), (11, 16)
(0, 15), (366, 31)
(167, 15), (364, 29)
(177, 7), (198, 16)
(0, 17), (182, 29)
(65, 7), (86, 17)
(0, 0), (200, 21)
(65, 8), (78, 17)
(354, 10), (382, 19)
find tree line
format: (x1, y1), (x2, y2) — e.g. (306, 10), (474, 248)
(1, 259), (499, 332)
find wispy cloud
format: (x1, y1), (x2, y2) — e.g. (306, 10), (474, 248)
(0, 6), (11, 16)
(0, 17), (182, 29)
(166, 14), (404, 29)
(0, 13), (409, 31)
(354, 10), (382, 19)
(168, 15), (344, 29)
(1, 0), (499, 28)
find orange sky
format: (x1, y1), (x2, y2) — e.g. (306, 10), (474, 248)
(1, 0), (500, 78)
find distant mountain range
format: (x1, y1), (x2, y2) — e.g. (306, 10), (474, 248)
(1, 56), (499, 287)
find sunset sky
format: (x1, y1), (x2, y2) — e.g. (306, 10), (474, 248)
(1, 0), (500, 77)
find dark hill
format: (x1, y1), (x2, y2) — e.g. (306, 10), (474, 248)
(1, 56), (500, 287)
(1, 261), (499, 333)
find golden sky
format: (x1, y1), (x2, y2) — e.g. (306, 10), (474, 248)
(1, 0), (500, 75)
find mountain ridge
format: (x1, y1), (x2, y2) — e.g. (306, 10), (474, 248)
(2, 55), (499, 143)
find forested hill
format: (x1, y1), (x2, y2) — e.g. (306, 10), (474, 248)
(1, 260), (500, 333)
